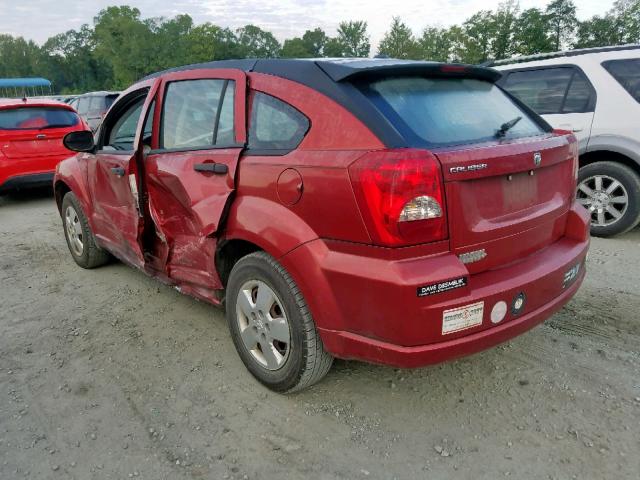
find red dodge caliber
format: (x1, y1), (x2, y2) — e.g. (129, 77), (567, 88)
(0, 99), (86, 194)
(54, 59), (590, 392)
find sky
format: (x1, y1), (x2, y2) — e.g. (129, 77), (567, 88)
(0, 0), (615, 50)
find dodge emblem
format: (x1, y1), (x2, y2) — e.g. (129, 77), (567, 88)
(533, 152), (542, 166)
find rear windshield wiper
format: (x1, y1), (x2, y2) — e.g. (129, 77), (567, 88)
(41, 124), (73, 130)
(495, 116), (522, 138)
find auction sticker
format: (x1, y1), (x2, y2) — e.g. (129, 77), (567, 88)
(417, 277), (467, 297)
(442, 301), (484, 335)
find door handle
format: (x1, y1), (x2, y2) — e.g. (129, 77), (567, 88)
(110, 166), (125, 177)
(194, 163), (228, 174)
(36, 134), (46, 139)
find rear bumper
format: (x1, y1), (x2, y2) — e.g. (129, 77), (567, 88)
(280, 203), (590, 368)
(318, 267), (584, 367)
(0, 172), (54, 194)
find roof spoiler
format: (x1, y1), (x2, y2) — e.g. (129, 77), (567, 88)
(315, 59), (501, 83)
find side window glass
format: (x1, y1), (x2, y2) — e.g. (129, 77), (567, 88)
(563, 72), (593, 113)
(88, 96), (104, 116)
(141, 100), (155, 146)
(248, 92), (309, 150)
(602, 59), (640, 103)
(103, 97), (145, 151)
(215, 86), (235, 145)
(161, 79), (234, 150)
(76, 97), (90, 116)
(501, 68), (573, 114)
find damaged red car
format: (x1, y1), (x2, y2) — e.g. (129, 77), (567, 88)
(55, 59), (590, 392)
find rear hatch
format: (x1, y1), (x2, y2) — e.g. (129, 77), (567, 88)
(0, 106), (81, 159)
(435, 134), (576, 273)
(354, 70), (577, 272)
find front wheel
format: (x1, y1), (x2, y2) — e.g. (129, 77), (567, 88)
(61, 192), (110, 268)
(577, 161), (640, 237)
(225, 251), (333, 393)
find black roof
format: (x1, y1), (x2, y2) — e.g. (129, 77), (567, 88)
(142, 57), (500, 83)
(140, 58), (502, 148)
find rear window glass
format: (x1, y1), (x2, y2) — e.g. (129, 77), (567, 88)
(359, 77), (545, 147)
(0, 107), (79, 130)
(602, 59), (640, 103)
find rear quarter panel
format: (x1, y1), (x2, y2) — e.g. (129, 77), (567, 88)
(223, 73), (384, 257)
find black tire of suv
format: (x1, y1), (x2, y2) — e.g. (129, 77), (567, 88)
(578, 161), (640, 237)
(225, 251), (334, 393)
(61, 192), (111, 269)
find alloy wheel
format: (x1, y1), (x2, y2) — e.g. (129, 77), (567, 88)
(576, 174), (629, 227)
(235, 280), (291, 370)
(65, 205), (84, 257)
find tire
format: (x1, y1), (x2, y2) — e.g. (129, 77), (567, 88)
(225, 251), (333, 393)
(61, 192), (110, 268)
(577, 161), (640, 237)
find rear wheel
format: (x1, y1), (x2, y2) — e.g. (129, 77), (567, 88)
(225, 251), (333, 393)
(61, 192), (110, 268)
(577, 161), (640, 237)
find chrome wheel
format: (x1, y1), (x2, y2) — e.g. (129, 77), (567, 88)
(65, 205), (84, 257)
(577, 174), (629, 227)
(235, 280), (291, 370)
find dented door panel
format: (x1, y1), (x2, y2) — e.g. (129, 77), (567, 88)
(88, 152), (145, 267)
(142, 69), (247, 293)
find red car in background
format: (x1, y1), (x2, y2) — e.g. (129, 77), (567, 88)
(55, 59), (590, 392)
(0, 98), (86, 194)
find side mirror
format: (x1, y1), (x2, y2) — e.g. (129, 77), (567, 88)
(63, 130), (95, 153)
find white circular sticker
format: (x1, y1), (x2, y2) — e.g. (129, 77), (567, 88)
(491, 301), (508, 324)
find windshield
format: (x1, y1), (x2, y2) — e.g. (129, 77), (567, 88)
(359, 77), (546, 147)
(0, 107), (80, 130)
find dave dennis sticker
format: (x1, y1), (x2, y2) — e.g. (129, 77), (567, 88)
(417, 277), (468, 297)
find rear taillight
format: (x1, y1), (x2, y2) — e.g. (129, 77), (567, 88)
(555, 129), (580, 200)
(348, 149), (448, 247)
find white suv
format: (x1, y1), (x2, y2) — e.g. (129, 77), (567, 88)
(492, 45), (640, 236)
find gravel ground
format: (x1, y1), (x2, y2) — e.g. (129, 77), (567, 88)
(1, 190), (639, 480)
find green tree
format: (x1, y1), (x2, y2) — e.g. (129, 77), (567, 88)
(574, 15), (621, 48)
(154, 14), (195, 69)
(611, 0), (640, 43)
(378, 17), (420, 59)
(0, 34), (43, 78)
(512, 8), (554, 55)
(323, 37), (346, 57)
(42, 25), (111, 92)
(280, 37), (313, 58)
(419, 27), (454, 62)
(93, 6), (158, 88)
(444, 25), (468, 62)
(302, 28), (327, 56)
(235, 25), (280, 58)
(545, 0), (578, 50)
(336, 21), (370, 57)
(491, 0), (520, 60)
(460, 11), (496, 63)
(186, 24), (242, 62)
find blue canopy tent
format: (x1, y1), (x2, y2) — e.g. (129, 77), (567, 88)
(0, 78), (53, 98)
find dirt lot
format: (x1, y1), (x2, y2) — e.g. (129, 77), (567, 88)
(1, 191), (639, 480)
